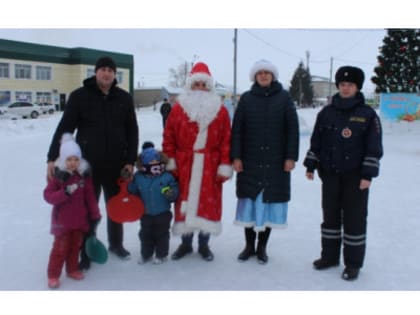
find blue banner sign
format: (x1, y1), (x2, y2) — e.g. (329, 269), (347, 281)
(380, 93), (420, 122)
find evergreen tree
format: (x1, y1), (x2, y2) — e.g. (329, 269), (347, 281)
(289, 62), (314, 107)
(372, 29), (419, 93)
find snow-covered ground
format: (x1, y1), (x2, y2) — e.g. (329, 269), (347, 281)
(0, 107), (419, 313)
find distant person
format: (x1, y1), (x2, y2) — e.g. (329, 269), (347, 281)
(44, 133), (101, 289)
(231, 59), (299, 264)
(162, 62), (232, 261)
(128, 141), (179, 264)
(222, 95), (234, 121)
(160, 98), (172, 127)
(303, 66), (383, 281)
(46, 56), (139, 270)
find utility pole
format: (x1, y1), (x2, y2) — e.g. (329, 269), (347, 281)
(233, 28), (238, 108)
(299, 72), (302, 106)
(328, 56), (333, 102)
(306, 50), (310, 70)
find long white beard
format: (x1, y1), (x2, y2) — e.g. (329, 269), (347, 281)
(178, 90), (222, 130)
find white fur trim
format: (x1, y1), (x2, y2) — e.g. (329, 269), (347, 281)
(233, 220), (288, 231)
(217, 164), (233, 178)
(249, 59), (279, 82)
(166, 158), (177, 171)
(55, 157), (90, 174)
(183, 152), (204, 216)
(186, 72), (214, 91)
(172, 222), (196, 235)
(172, 220), (222, 236)
(178, 90), (222, 130)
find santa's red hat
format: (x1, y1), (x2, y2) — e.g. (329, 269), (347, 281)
(186, 62), (214, 91)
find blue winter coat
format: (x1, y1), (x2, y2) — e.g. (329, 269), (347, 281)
(128, 171), (179, 216)
(303, 92), (383, 180)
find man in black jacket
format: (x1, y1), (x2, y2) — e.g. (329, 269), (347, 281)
(304, 66), (383, 281)
(46, 56), (139, 270)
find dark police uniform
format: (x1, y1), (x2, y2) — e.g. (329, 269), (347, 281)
(304, 92), (383, 270)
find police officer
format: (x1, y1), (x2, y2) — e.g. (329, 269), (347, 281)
(304, 66), (383, 280)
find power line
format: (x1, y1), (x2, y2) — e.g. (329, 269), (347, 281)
(242, 29), (380, 66)
(335, 58), (377, 66)
(242, 29), (302, 60)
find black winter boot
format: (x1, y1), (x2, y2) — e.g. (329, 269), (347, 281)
(237, 228), (256, 261)
(198, 232), (214, 261)
(256, 228), (271, 264)
(198, 245), (214, 261)
(341, 267), (360, 281)
(171, 233), (193, 260)
(79, 239), (91, 271)
(313, 258), (339, 270)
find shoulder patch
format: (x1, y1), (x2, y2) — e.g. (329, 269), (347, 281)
(349, 116), (366, 123)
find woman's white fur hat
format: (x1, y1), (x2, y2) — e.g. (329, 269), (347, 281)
(249, 59), (279, 82)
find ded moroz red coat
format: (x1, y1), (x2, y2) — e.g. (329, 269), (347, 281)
(162, 90), (232, 235)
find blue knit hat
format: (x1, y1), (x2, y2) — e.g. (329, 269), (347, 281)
(140, 147), (160, 165)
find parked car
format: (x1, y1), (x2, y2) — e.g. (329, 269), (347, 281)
(36, 102), (55, 114)
(0, 102), (43, 119)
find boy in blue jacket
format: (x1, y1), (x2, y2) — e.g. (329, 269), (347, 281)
(128, 142), (179, 264)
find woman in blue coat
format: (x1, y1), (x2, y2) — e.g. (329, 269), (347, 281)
(231, 60), (299, 264)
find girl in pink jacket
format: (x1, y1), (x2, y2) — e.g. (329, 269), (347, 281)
(43, 133), (101, 289)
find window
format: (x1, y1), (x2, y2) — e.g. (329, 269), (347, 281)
(15, 91), (32, 102)
(0, 63), (9, 78)
(116, 71), (123, 84)
(36, 92), (52, 104)
(15, 64), (31, 79)
(36, 66), (51, 80)
(87, 68), (95, 78)
(0, 91), (11, 105)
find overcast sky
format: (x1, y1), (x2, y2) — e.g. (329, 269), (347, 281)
(1, 1), (416, 96)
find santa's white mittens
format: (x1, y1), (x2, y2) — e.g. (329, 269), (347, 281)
(166, 158), (177, 171)
(217, 164), (233, 178)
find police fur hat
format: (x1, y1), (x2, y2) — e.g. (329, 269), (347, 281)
(95, 56), (116, 72)
(335, 66), (364, 90)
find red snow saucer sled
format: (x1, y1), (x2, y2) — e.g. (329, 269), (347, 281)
(107, 178), (144, 223)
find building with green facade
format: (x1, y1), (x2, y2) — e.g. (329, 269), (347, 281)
(0, 39), (133, 108)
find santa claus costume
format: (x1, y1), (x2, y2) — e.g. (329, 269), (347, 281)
(162, 62), (232, 261)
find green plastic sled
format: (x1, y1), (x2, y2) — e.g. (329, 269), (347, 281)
(85, 236), (108, 264)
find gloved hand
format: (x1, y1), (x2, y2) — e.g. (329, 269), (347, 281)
(65, 183), (78, 195)
(161, 186), (176, 201)
(120, 166), (132, 180)
(88, 218), (101, 237)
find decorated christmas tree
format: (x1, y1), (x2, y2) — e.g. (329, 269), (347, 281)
(371, 29), (419, 93)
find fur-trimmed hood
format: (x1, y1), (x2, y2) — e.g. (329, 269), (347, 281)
(54, 158), (90, 180)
